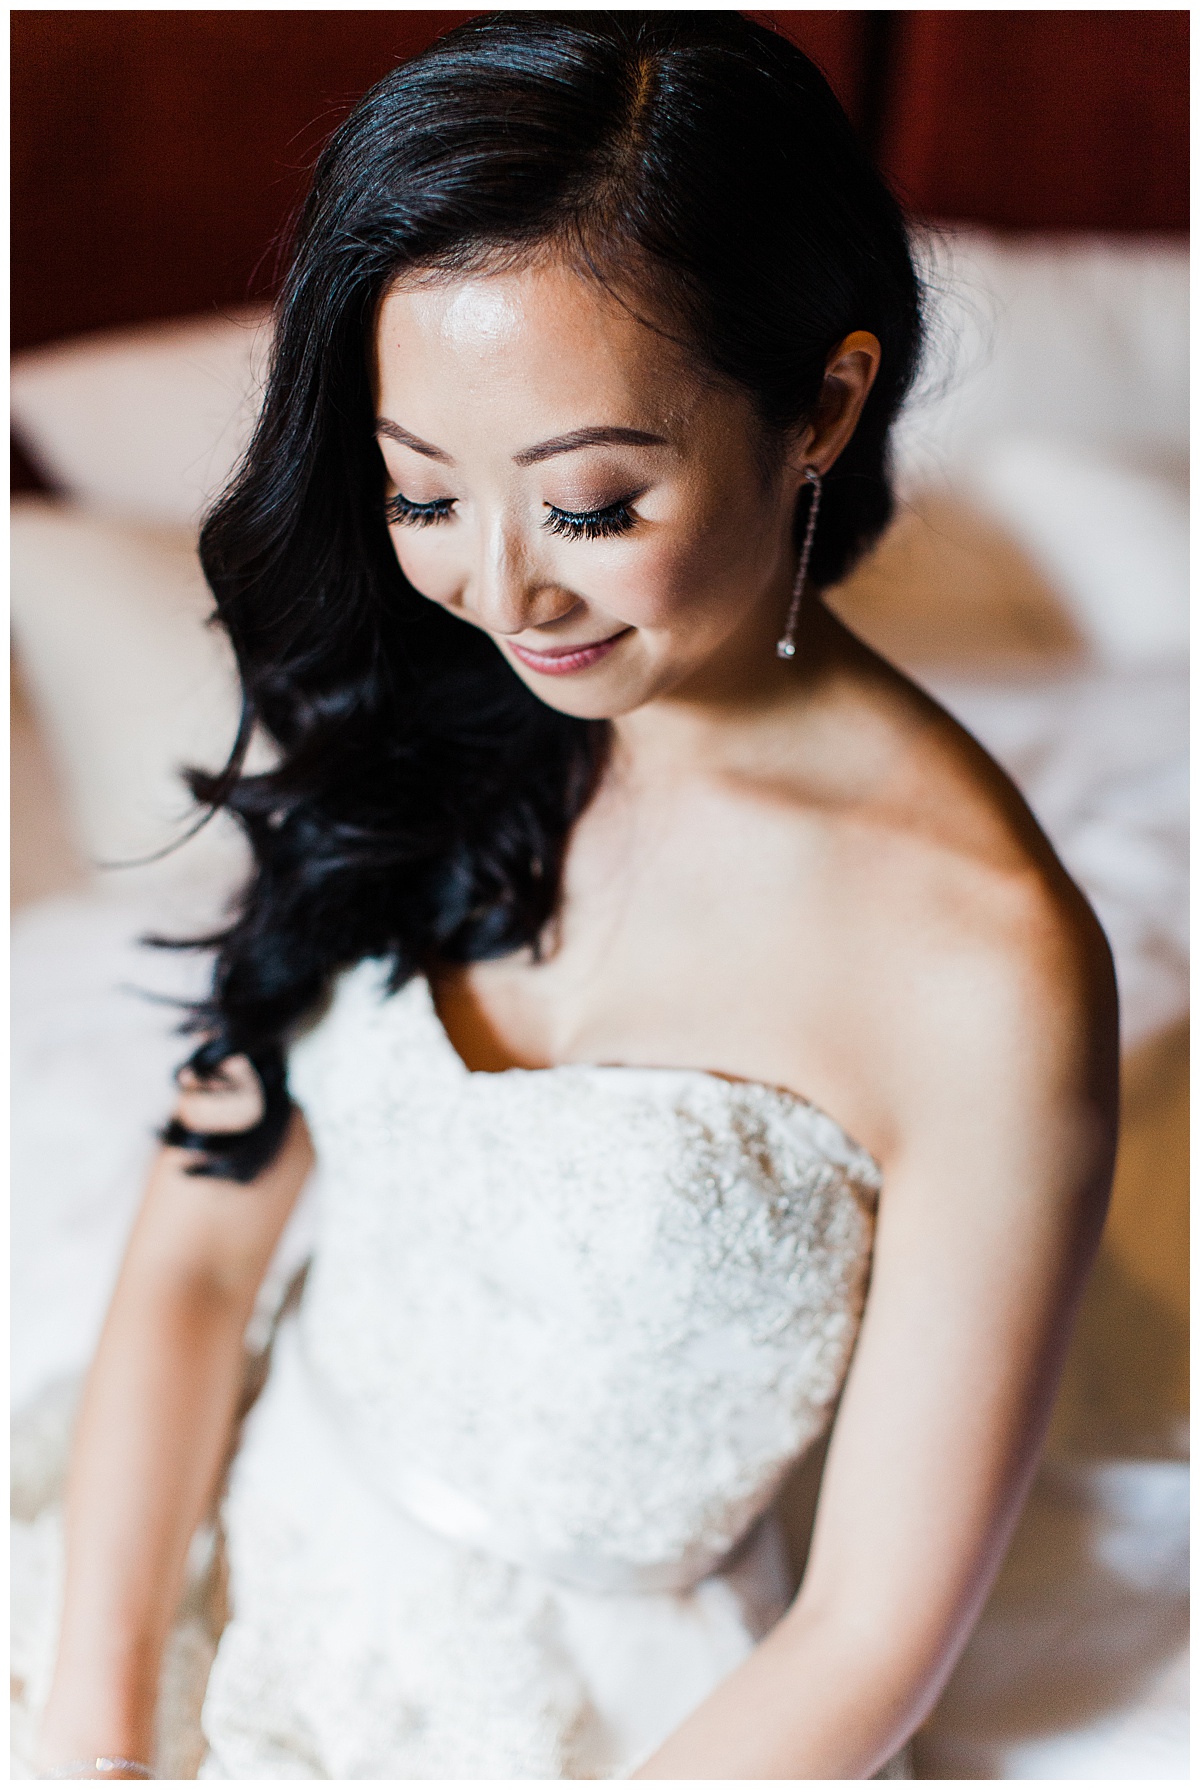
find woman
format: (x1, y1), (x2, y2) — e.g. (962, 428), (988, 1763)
(34, 12), (1117, 1780)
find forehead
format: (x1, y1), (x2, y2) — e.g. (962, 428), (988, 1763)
(373, 259), (700, 432)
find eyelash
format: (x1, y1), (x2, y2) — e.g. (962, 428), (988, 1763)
(385, 492), (454, 528)
(384, 493), (638, 540)
(543, 499), (636, 540)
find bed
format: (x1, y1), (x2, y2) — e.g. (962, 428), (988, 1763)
(11, 3), (1190, 1766)
(10, 216), (1187, 1777)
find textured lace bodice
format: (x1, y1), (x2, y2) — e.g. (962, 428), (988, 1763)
(287, 962), (882, 1591)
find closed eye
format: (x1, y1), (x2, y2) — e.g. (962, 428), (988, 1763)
(544, 497), (638, 541)
(386, 492), (455, 527)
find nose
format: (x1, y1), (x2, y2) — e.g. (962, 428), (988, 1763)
(466, 514), (579, 637)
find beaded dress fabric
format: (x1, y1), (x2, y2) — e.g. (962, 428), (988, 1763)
(198, 962), (886, 1778)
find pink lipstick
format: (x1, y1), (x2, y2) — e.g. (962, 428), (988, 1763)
(507, 628), (631, 676)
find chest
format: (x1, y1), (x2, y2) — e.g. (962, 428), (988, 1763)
(436, 781), (890, 1145)
(290, 966), (883, 1346)
(287, 968), (883, 1567)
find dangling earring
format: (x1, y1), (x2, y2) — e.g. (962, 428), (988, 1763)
(776, 469), (823, 660)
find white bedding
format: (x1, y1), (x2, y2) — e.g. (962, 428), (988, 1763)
(10, 229), (1188, 1778)
(12, 656), (1188, 1779)
(927, 665), (1189, 1052)
(12, 656), (1188, 1401)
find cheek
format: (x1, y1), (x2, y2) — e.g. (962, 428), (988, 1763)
(607, 512), (768, 632)
(388, 526), (460, 605)
(587, 537), (696, 629)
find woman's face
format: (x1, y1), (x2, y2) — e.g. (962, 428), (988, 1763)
(373, 259), (814, 720)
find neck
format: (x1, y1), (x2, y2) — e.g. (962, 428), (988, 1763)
(610, 592), (842, 782)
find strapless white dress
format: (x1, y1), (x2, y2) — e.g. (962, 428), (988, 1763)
(197, 962), (890, 1778)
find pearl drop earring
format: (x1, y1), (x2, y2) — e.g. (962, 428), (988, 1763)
(775, 469), (823, 661)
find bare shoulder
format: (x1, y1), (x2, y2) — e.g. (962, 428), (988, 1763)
(731, 628), (1119, 1179)
(827, 651), (1119, 1179)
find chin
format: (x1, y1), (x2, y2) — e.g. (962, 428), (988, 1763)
(517, 678), (650, 722)
(502, 661), (658, 721)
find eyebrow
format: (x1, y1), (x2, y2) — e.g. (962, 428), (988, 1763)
(375, 418), (452, 462)
(374, 418), (669, 467)
(513, 426), (669, 466)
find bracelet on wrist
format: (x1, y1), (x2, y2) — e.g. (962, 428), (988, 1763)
(39, 1759), (154, 1780)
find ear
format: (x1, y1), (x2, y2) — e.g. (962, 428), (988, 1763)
(786, 330), (882, 476)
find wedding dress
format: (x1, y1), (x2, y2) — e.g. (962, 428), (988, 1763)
(198, 961), (896, 1778)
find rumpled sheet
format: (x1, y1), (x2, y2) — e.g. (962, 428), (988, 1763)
(11, 661), (1188, 1779)
(926, 664), (1188, 1052)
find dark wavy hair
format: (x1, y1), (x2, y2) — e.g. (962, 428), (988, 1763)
(163, 9), (923, 1180)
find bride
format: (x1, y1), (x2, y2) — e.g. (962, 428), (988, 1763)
(34, 12), (1117, 1780)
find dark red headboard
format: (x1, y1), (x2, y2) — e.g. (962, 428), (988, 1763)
(12, 8), (1188, 360)
(878, 10), (1188, 233)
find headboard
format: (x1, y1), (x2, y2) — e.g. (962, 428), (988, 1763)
(12, 8), (1187, 361)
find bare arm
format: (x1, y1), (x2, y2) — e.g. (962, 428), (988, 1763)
(636, 891), (1117, 1778)
(35, 1072), (312, 1775)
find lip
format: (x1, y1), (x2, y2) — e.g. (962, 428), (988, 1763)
(506, 628), (631, 675)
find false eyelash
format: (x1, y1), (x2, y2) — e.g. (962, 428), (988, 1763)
(543, 499), (636, 541)
(385, 492), (455, 527)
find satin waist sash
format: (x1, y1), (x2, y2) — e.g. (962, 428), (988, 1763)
(291, 1334), (747, 1595)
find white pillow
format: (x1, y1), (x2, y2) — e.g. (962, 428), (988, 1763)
(10, 306), (273, 529)
(898, 232), (1189, 487)
(888, 233), (1189, 669)
(961, 437), (1189, 665)
(831, 485), (1084, 672)
(10, 496), (253, 891)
